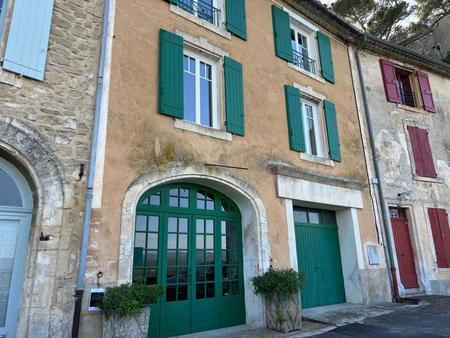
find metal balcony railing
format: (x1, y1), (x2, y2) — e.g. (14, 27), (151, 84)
(179, 0), (221, 27)
(292, 48), (316, 74)
(400, 89), (417, 107)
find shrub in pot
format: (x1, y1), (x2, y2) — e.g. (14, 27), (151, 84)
(252, 268), (306, 333)
(98, 283), (163, 338)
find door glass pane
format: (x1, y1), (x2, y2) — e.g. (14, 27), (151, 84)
(221, 219), (240, 297)
(195, 218), (215, 299)
(0, 220), (19, 327)
(308, 210), (320, 224)
(134, 215), (160, 286)
(293, 207), (307, 223)
(0, 168), (22, 207)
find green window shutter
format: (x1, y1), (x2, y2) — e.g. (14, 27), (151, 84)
(164, 0), (178, 4)
(224, 56), (245, 136)
(284, 85), (305, 152)
(226, 0), (247, 40)
(324, 100), (341, 161)
(158, 29), (184, 118)
(317, 31), (335, 83)
(272, 6), (293, 63)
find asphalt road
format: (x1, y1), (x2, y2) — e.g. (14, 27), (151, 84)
(314, 296), (450, 338)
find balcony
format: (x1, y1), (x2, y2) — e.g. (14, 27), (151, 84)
(179, 0), (221, 27)
(292, 49), (316, 75)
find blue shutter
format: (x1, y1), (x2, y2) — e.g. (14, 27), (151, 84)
(3, 0), (55, 81)
(284, 85), (305, 152)
(324, 100), (341, 161)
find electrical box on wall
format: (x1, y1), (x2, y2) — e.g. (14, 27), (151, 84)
(367, 245), (381, 265)
(88, 288), (105, 312)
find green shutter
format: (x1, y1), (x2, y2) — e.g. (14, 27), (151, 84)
(164, 0), (178, 4)
(158, 29), (184, 118)
(324, 100), (341, 161)
(317, 31), (335, 83)
(284, 85), (305, 152)
(272, 6), (293, 63)
(226, 0), (247, 40)
(224, 56), (245, 136)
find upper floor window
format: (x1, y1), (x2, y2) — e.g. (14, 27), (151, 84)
(290, 23), (316, 75)
(380, 59), (436, 112)
(183, 51), (218, 128)
(178, 0), (222, 27)
(302, 99), (325, 157)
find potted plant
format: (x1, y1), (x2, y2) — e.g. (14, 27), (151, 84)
(252, 268), (306, 333)
(99, 283), (163, 338)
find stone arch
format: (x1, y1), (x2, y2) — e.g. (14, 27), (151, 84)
(0, 117), (66, 336)
(118, 165), (271, 327)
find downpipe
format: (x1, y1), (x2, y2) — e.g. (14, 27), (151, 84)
(355, 34), (401, 303)
(72, 0), (110, 336)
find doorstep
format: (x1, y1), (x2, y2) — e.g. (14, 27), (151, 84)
(302, 302), (416, 327)
(172, 321), (335, 338)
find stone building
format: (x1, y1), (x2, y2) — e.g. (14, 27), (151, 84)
(401, 14), (450, 62)
(0, 0), (105, 337)
(350, 35), (450, 296)
(78, 0), (392, 337)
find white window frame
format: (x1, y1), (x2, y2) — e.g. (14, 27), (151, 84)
(289, 20), (318, 76)
(301, 98), (326, 158)
(178, 0), (224, 28)
(183, 48), (219, 129)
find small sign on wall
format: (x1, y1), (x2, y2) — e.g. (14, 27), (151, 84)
(367, 245), (381, 265)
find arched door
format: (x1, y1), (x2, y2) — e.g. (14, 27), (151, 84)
(0, 158), (33, 338)
(133, 183), (245, 338)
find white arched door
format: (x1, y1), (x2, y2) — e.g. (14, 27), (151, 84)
(0, 158), (32, 338)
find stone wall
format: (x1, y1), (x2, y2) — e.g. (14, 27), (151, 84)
(0, 0), (104, 336)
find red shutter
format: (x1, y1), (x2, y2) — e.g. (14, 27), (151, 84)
(407, 126), (437, 178)
(428, 208), (450, 268)
(380, 59), (401, 103)
(416, 71), (436, 113)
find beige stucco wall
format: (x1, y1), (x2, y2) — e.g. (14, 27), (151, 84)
(350, 47), (450, 296)
(81, 0), (387, 335)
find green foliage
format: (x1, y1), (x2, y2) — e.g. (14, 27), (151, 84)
(416, 0), (450, 24)
(443, 52), (450, 64)
(252, 268), (306, 299)
(99, 283), (163, 319)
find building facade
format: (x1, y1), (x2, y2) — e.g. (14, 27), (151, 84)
(0, 0), (104, 337)
(79, 0), (391, 337)
(350, 37), (450, 296)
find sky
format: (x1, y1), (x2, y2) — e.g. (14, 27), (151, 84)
(320, 0), (418, 26)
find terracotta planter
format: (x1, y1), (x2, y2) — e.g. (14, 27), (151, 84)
(103, 307), (150, 338)
(265, 293), (301, 333)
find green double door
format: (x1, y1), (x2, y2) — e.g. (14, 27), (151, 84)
(133, 184), (245, 338)
(294, 207), (346, 309)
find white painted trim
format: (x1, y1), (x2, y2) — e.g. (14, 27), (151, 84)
(283, 6), (318, 32)
(92, 0), (116, 209)
(300, 153), (335, 167)
(174, 119), (232, 141)
(276, 175), (364, 209)
(284, 199), (298, 271)
(288, 62), (326, 84)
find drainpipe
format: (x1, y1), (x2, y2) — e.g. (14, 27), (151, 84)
(355, 34), (401, 303)
(72, 0), (110, 337)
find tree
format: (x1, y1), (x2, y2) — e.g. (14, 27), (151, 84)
(331, 0), (415, 40)
(416, 0), (450, 24)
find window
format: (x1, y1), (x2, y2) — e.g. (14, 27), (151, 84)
(302, 99), (324, 157)
(407, 126), (437, 178)
(395, 68), (416, 107)
(291, 26), (316, 74)
(183, 51), (218, 128)
(178, 0), (221, 27)
(428, 208), (450, 268)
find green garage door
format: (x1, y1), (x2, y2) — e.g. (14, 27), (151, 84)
(133, 183), (245, 338)
(294, 207), (345, 309)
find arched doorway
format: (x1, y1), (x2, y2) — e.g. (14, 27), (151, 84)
(132, 183), (245, 337)
(0, 158), (33, 337)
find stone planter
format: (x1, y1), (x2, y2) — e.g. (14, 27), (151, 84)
(265, 293), (301, 333)
(103, 307), (150, 338)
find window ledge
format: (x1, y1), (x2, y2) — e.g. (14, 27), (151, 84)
(436, 267), (450, 272)
(300, 153), (334, 167)
(396, 103), (428, 114)
(288, 63), (326, 84)
(0, 68), (23, 87)
(174, 119), (232, 142)
(413, 175), (443, 184)
(170, 5), (231, 40)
